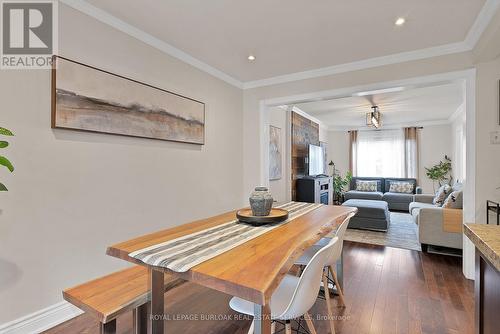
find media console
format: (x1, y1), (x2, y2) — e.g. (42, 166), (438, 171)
(296, 176), (333, 205)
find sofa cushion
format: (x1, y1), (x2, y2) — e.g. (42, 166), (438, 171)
(388, 181), (414, 194)
(384, 178), (417, 194)
(355, 180), (378, 192)
(383, 192), (414, 211)
(409, 201), (437, 216)
(349, 177), (384, 192)
(442, 190), (463, 209)
(383, 192), (414, 203)
(345, 190), (383, 201)
(433, 184), (452, 206)
(452, 182), (463, 192)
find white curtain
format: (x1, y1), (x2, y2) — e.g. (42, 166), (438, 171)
(357, 129), (405, 177)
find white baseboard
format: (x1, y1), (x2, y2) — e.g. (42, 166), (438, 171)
(0, 301), (83, 334)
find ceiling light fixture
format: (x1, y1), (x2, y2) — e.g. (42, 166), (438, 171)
(247, 55), (256, 61)
(355, 86), (404, 97)
(395, 17), (406, 26)
(366, 106), (382, 129)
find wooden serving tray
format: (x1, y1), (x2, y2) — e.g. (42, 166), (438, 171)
(236, 208), (289, 225)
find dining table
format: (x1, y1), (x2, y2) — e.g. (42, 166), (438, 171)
(106, 202), (356, 334)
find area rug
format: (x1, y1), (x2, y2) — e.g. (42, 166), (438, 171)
(344, 212), (421, 251)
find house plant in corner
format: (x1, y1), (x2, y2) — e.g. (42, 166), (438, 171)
(425, 155), (452, 192)
(0, 126), (14, 191)
(331, 163), (352, 205)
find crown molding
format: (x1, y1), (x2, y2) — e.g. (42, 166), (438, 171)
(61, 0), (498, 90)
(243, 42), (468, 89)
(59, 0), (244, 89)
(327, 119), (452, 132)
(464, 0), (500, 49)
(244, 0), (499, 89)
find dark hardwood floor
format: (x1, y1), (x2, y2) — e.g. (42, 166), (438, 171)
(44, 242), (474, 334)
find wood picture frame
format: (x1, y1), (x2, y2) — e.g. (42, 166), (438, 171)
(51, 56), (205, 145)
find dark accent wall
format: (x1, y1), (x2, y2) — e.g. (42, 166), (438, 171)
(291, 111), (320, 200)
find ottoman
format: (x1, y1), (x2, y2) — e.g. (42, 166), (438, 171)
(342, 199), (390, 231)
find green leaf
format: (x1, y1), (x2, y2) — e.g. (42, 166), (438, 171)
(0, 183), (7, 191)
(0, 156), (14, 172)
(0, 127), (13, 136)
(0, 141), (8, 148)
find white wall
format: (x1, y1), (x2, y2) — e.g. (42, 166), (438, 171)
(451, 104), (467, 182)
(475, 56), (500, 221)
(326, 131), (349, 176)
(268, 108), (287, 202)
(319, 125), (329, 143)
(418, 124), (453, 193)
(0, 4), (244, 324)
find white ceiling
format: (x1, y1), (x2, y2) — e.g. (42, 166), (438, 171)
(79, 0), (489, 84)
(295, 82), (464, 129)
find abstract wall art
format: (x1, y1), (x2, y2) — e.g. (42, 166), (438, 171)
(269, 125), (282, 180)
(51, 56), (205, 144)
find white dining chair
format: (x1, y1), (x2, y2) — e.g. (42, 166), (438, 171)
(294, 212), (355, 334)
(229, 237), (341, 334)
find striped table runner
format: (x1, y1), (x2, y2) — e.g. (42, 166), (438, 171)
(129, 202), (323, 272)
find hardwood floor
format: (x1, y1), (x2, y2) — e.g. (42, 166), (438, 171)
(44, 242), (474, 334)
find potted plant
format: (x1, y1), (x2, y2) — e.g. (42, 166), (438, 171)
(0, 127), (14, 191)
(425, 155), (452, 192)
(330, 162), (352, 204)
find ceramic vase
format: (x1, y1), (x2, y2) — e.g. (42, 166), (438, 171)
(249, 187), (273, 216)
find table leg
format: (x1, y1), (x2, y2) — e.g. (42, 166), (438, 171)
(336, 248), (344, 289)
(149, 268), (165, 334)
(253, 304), (272, 334)
(100, 319), (116, 334)
(133, 303), (149, 334)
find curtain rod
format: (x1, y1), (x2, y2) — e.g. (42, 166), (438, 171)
(347, 126), (423, 132)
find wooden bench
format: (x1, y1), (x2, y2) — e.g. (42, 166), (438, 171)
(63, 266), (185, 334)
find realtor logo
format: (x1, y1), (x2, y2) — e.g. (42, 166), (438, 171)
(1, 0), (57, 69)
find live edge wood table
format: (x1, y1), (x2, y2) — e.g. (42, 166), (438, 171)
(106, 204), (356, 334)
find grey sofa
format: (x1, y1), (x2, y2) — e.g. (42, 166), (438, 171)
(344, 177), (421, 211)
(409, 186), (463, 251)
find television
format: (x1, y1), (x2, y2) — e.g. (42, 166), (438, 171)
(308, 144), (325, 176)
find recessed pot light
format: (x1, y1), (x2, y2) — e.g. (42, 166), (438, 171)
(248, 55), (256, 61)
(395, 17), (406, 26)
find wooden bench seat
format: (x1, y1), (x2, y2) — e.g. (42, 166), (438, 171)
(63, 266), (185, 333)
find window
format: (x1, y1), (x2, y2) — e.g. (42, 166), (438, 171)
(356, 129), (405, 177)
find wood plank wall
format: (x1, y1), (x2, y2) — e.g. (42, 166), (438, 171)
(291, 111), (320, 200)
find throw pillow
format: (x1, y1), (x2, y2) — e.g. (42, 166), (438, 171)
(433, 184), (452, 206)
(442, 190), (463, 209)
(452, 182), (463, 192)
(389, 181), (414, 194)
(356, 180), (378, 192)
